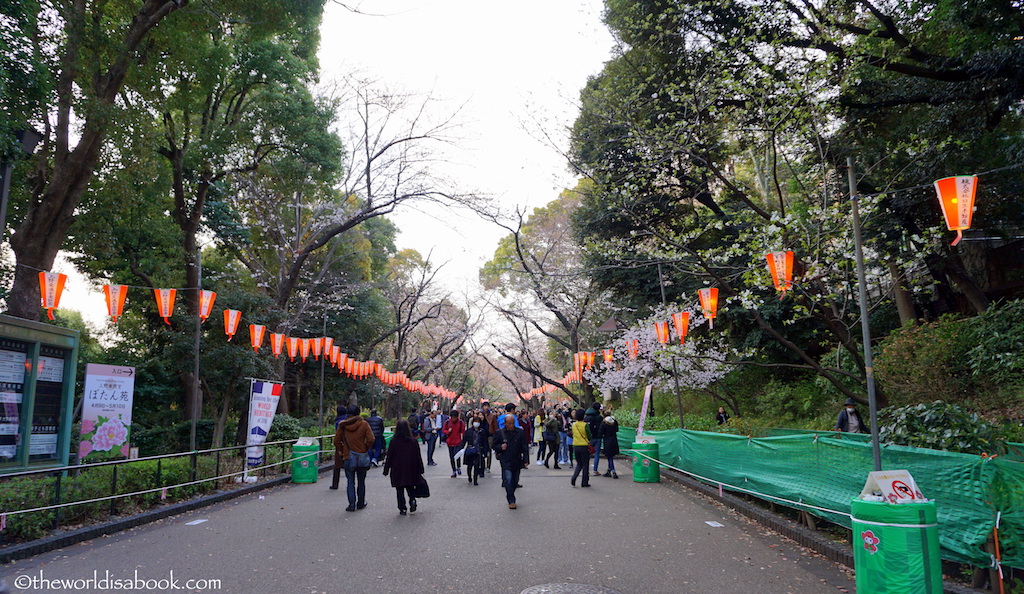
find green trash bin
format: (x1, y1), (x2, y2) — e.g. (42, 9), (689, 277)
(851, 498), (942, 593)
(631, 442), (660, 483)
(291, 437), (320, 483)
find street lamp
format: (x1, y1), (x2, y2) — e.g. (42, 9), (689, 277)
(1, 128), (43, 244)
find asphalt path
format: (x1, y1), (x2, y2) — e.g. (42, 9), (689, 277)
(3, 444), (856, 594)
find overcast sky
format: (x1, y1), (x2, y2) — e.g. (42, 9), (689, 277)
(318, 0), (614, 293)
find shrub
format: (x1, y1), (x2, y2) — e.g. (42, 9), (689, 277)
(963, 300), (1024, 387)
(875, 315), (973, 406)
(266, 414), (303, 442)
(879, 401), (1007, 455)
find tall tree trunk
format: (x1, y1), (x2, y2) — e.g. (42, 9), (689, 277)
(6, 0), (185, 319)
(888, 262), (917, 325)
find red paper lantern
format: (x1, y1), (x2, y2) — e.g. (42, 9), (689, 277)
(286, 337), (300, 361)
(585, 351), (595, 368)
(38, 272), (67, 320)
(270, 333), (285, 358)
(654, 321), (670, 344)
(324, 337), (334, 355)
(602, 349), (614, 363)
(765, 251), (795, 296)
(312, 337), (323, 360)
(223, 309), (241, 340)
(198, 290), (217, 321)
(153, 288), (176, 325)
(934, 176), (978, 246)
(698, 288), (719, 329)
(300, 338), (310, 362)
(626, 339), (639, 359)
(103, 284), (128, 323)
(249, 324), (265, 352)
(672, 312), (690, 344)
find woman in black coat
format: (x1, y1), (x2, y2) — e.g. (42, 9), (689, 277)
(382, 420), (426, 515)
(600, 416), (620, 479)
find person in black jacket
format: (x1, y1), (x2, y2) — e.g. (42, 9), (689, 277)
(583, 402), (604, 474)
(382, 420), (426, 515)
(492, 413), (530, 509)
(835, 398), (868, 433)
(600, 415), (620, 479)
(367, 409), (386, 467)
(462, 413), (487, 486)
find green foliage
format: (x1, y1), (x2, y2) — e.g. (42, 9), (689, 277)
(266, 414), (303, 442)
(879, 401), (1007, 455)
(875, 316), (972, 405)
(963, 300), (1024, 386)
(0, 457), (217, 542)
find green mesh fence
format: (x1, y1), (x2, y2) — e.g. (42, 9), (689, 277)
(619, 428), (1023, 568)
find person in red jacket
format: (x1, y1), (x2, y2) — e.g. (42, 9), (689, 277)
(442, 409), (466, 478)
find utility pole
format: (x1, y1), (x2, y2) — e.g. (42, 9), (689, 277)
(846, 157), (882, 472)
(190, 249), (202, 454)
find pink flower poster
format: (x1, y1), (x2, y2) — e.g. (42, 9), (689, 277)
(80, 364), (135, 460)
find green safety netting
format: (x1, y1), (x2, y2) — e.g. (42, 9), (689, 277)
(618, 427), (1024, 568)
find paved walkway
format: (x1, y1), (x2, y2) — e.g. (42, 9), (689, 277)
(4, 445), (856, 594)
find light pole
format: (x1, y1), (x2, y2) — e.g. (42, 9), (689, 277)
(846, 157), (882, 472)
(1, 128), (43, 244)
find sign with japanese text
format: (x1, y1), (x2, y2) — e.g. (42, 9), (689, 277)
(246, 380), (282, 467)
(80, 364), (136, 459)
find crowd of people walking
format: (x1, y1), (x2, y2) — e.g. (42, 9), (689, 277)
(332, 401), (622, 514)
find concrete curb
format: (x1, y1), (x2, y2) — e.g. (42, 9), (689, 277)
(657, 467), (984, 594)
(0, 464), (331, 565)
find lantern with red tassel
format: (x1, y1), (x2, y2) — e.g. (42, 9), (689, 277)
(324, 337), (334, 356)
(249, 324), (265, 352)
(672, 312), (690, 344)
(103, 284), (128, 323)
(603, 349), (614, 364)
(698, 288), (719, 329)
(198, 290), (217, 321)
(626, 339), (639, 359)
(270, 333), (285, 358)
(286, 337), (300, 361)
(223, 309), (241, 340)
(312, 337), (323, 360)
(765, 251), (795, 296)
(585, 351), (595, 368)
(934, 176), (978, 246)
(153, 289), (176, 325)
(654, 321), (670, 344)
(300, 338), (310, 362)
(38, 272), (67, 320)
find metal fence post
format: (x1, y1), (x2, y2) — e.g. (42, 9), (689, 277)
(52, 472), (62, 530)
(109, 465), (118, 516)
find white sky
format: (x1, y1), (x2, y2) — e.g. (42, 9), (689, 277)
(58, 0), (615, 327)
(318, 0), (614, 294)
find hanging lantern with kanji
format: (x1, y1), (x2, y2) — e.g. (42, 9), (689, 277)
(286, 337), (300, 361)
(765, 250), (795, 296)
(698, 288), (719, 329)
(934, 176), (978, 246)
(198, 290), (217, 321)
(223, 309), (241, 340)
(312, 337), (323, 360)
(626, 339), (639, 359)
(270, 333), (285, 358)
(323, 337), (334, 356)
(299, 338), (310, 362)
(602, 349), (614, 364)
(585, 351), (595, 368)
(153, 288), (176, 325)
(672, 312), (690, 344)
(103, 284), (128, 323)
(38, 272), (67, 320)
(654, 321), (670, 344)
(249, 324), (265, 352)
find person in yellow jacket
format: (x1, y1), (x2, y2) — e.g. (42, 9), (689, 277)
(570, 409), (591, 487)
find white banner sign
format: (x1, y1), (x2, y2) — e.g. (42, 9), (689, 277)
(636, 385), (655, 442)
(246, 380), (282, 467)
(80, 364), (136, 459)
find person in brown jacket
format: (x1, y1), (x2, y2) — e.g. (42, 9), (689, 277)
(334, 404), (375, 512)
